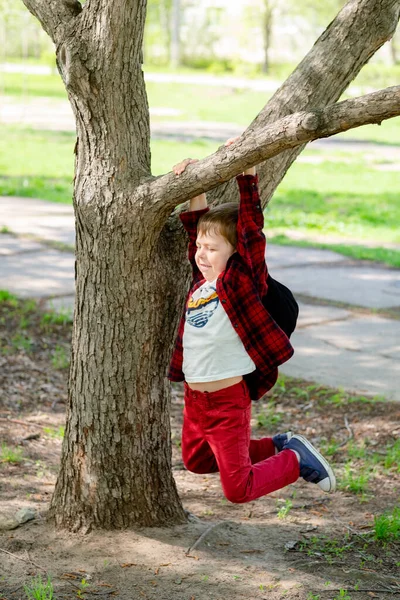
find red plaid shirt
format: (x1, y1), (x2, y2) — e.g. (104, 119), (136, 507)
(168, 174), (294, 400)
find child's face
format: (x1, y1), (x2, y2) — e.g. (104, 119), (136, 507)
(195, 230), (235, 282)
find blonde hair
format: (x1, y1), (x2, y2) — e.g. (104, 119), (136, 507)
(197, 203), (238, 248)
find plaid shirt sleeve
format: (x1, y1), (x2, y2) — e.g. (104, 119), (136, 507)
(180, 207), (209, 283)
(236, 175), (268, 298)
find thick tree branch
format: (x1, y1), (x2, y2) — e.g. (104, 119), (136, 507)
(22, 0), (82, 43)
(140, 85), (400, 213)
(208, 0), (400, 207)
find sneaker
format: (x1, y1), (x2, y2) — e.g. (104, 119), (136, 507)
(272, 431), (292, 453)
(284, 434), (336, 493)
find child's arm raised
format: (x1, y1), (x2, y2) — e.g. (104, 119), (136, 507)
(173, 158), (208, 283)
(224, 138), (267, 298)
(173, 158), (207, 211)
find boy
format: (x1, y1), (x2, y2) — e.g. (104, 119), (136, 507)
(168, 142), (336, 503)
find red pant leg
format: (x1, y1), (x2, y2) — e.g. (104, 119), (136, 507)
(249, 437), (276, 463)
(188, 380), (299, 503)
(182, 384), (219, 474)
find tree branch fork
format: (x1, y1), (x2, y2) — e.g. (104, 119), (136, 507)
(22, 0), (82, 43)
(143, 85), (400, 212)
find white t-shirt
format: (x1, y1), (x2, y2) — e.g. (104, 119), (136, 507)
(182, 279), (256, 383)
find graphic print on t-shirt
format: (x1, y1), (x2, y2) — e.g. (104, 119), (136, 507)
(186, 282), (219, 328)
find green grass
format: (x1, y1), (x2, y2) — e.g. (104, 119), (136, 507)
(11, 332), (34, 353)
(373, 507), (400, 543)
(254, 399), (283, 429)
(24, 574), (54, 600)
(277, 498), (293, 519)
(0, 290), (18, 306)
(147, 80), (268, 125)
(41, 309), (73, 329)
(51, 345), (70, 369)
(3, 64), (400, 142)
(383, 439), (400, 472)
(43, 425), (65, 439)
(1, 72), (66, 98)
(339, 462), (371, 495)
(336, 120), (400, 146)
(267, 159), (400, 242)
(0, 443), (24, 464)
(151, 138), (217, 176)
(1, 71), (268, 126)
(0, 126), (74, 203)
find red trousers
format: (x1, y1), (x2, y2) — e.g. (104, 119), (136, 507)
(182, 380), (299, 503)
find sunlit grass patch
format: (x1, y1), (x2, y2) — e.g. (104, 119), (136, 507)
(339, 462), (372, 495)
(254, 399), (283, 429)
(51, 344), (70, 369)
(0, 289), (18, 306)
(0, 125), (74, 203)
(0, 175), (73, 204)
(11, 332), (34, 353)
(383, 439), (400, 473)
(373, 507), (400, 543)
(43, 425), (65, 439)
(0, 443), (24, 464)
(3, 71), (66, 98)
(24, 574), (55, 600)
(41, 309), (73, 330)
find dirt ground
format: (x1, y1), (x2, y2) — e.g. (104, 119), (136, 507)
(0, 296), (399, 600)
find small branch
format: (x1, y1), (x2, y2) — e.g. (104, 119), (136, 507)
(317, 590), (400, 595)
(0, 417), (47, 429)
(330, 512), (373, 543)
(0, 547), (46, 572)
(185, 522), (225, 556)
(337, 415), (354, 448)
(21, 433), (41, 442)
(291, 497), (331, 511)
(143, 85), (400, 212)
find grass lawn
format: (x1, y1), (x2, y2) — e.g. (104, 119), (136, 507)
(0, 126), (75, 203)
(335, 119), (400, 146)
(1, 72), (269, 127)
(268, 154), (400, 244)
(3, 69), (400, 143)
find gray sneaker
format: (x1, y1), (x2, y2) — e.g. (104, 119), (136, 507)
(284, 434), (336, 493)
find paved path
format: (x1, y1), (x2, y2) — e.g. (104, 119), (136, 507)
(1, 198), (399, 401)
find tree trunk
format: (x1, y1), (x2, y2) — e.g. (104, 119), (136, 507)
(43, 0), (188, 529)
(21, 0), (400, 531)
(51, 205), (188, 529)
(262, 1), (273, 75)
(390, 35), (399, 63)
(170, 0), (180, 68)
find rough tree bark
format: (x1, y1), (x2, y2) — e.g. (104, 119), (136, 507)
(21, 0), (400, 530)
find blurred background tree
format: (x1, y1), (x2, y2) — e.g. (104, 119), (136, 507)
(2, 0), (398, 72)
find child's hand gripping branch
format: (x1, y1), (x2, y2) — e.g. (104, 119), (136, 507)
(173, 158), (207, 212)
(169, 142), (336, 505)
(224, 136), (256, 176)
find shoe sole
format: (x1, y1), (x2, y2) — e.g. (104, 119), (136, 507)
(293, 434), (336, 493)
